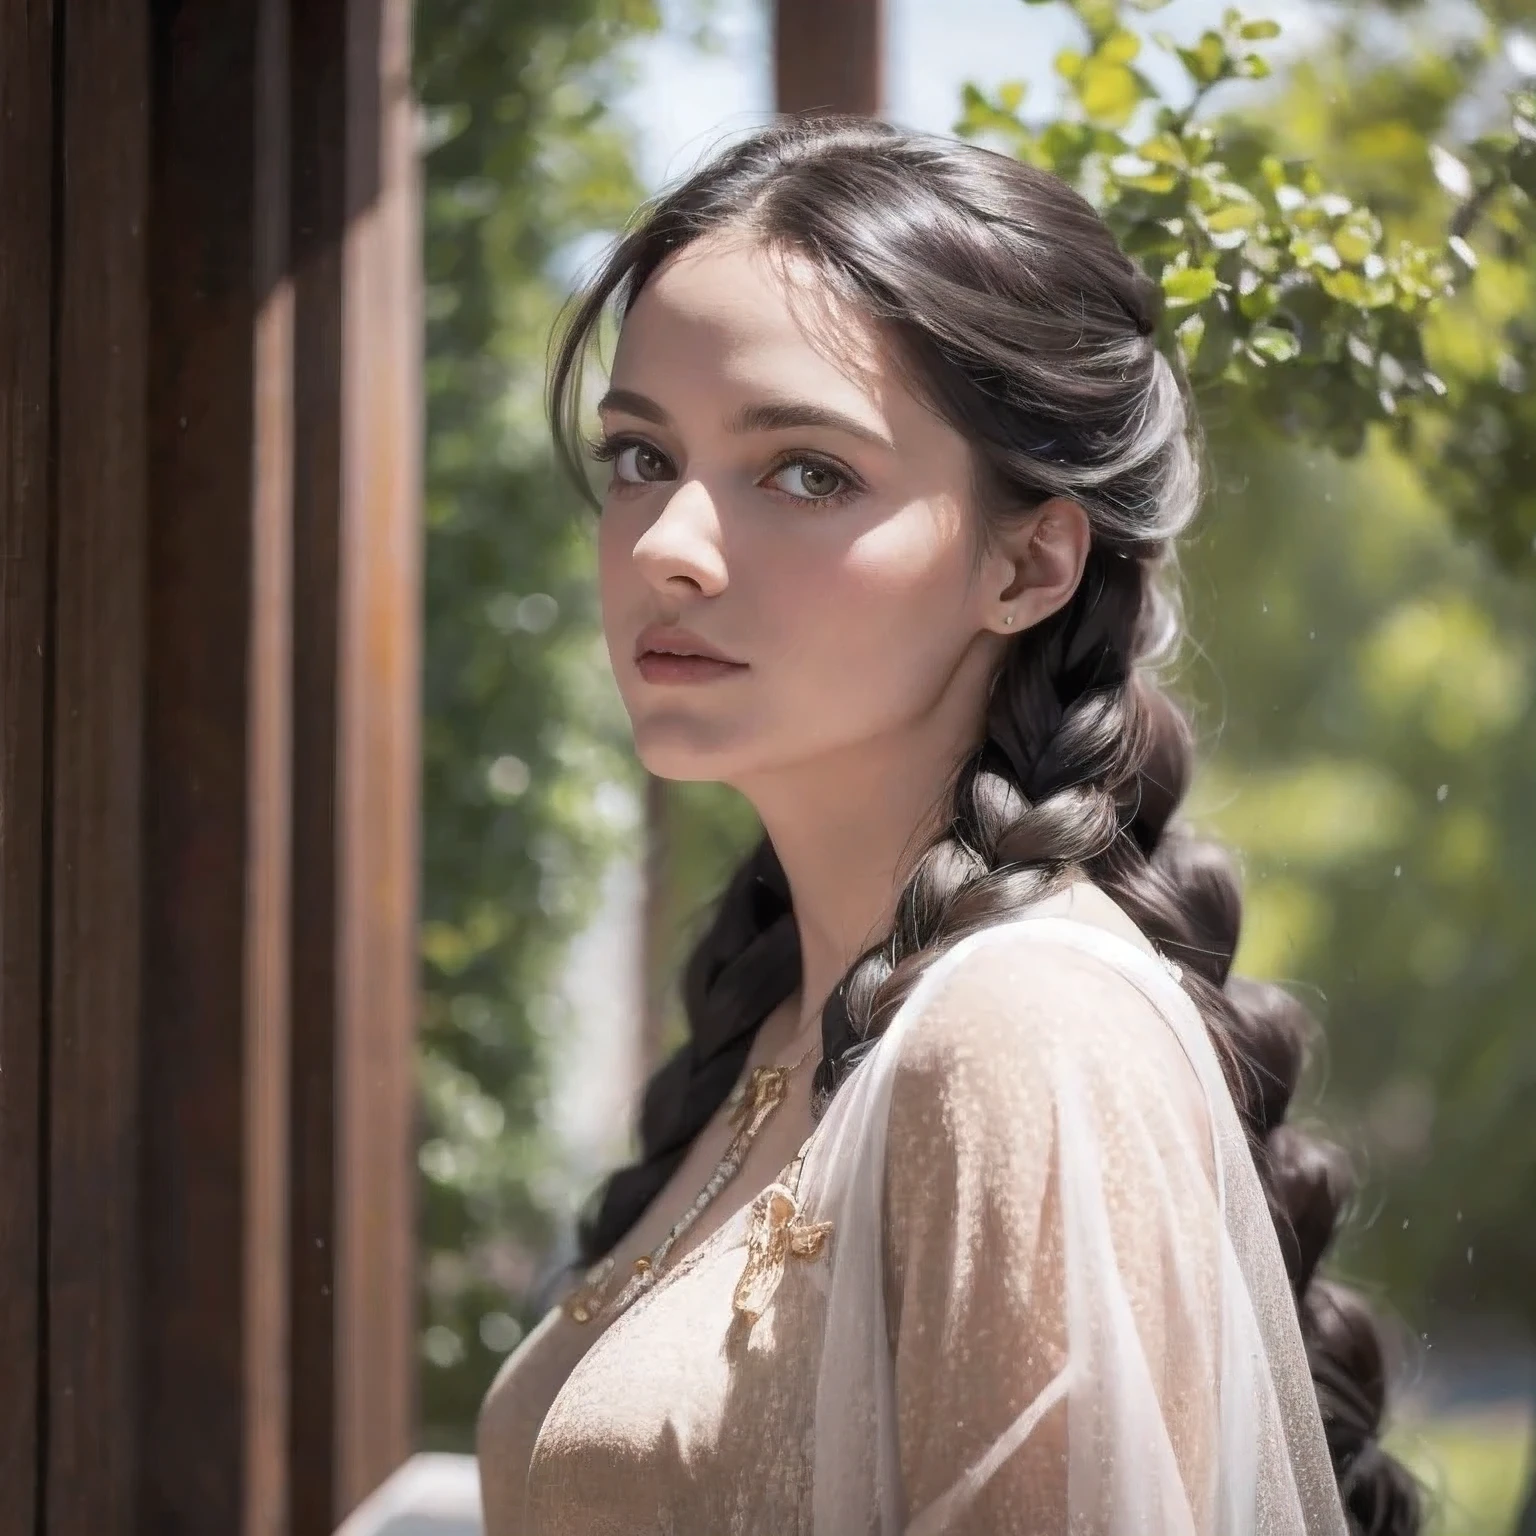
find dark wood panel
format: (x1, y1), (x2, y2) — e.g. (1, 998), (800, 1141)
(140, 3), (274, 1531)
(44, 2), (150, 1532)
(287, 0), (347, 1526)
(774, 0), (883, 117)
(0, 5), (55, 1533)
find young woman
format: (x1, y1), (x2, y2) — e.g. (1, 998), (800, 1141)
(477, 116), (1419, 1535)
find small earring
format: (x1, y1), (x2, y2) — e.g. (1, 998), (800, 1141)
(1003, 612), (1015, 627)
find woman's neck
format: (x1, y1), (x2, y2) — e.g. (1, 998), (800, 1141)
(740, 729), (974, 1044)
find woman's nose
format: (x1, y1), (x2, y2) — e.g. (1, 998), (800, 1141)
(630, 478), (729, 598)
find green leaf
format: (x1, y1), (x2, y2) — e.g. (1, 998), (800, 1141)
(1248, 324), (1301, 362)
(1077, 59), (1145, 126)
(1162, 261), (1221, 306)
(1319, 269), (1397, 307)
(1176, 310), (1206, 365)
(1123, 168), (1182, 194)
(1178, 31), (1230, 85)
(1138, 131), (1188, 167)
(1109, 151), (1181, 193)
(1237, 270), (1278, 320)
(1239, 17), (1281, 38)
(1099, 27), (1142, 64)
(1334, 215), (1383, 266)
(1055, 48), (1086, 82)
(1073, 0), (1123, 37)
(1205, 199), (1261, 234)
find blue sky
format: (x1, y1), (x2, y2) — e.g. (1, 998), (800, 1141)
(612, 0), (1336, 193)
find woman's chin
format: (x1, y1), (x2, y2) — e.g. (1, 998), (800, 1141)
(636, 756), (725, 785)
(632, 724), (751, 785)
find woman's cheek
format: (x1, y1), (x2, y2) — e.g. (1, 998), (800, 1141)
(777, 563), (925, 722)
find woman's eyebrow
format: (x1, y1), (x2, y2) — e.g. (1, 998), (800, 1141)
(729, 399), (894, 450)
(596, 387), (895, 451)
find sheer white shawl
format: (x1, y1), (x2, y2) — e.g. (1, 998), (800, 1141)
(793, 914), (1349, 1536)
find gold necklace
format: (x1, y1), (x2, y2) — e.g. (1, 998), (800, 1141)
(563, 1031), (822, 1326)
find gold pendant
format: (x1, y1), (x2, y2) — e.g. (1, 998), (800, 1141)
(563, 1061), (815, 1329)
(731, 1183), (833, 1325)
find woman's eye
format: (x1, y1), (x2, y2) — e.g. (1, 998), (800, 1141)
(614, 441), (672, 484)
(769, 459), (851, 502)
(591, 437), (854, 504)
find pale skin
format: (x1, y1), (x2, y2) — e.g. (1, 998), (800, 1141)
(597, 228), (1092, 1084)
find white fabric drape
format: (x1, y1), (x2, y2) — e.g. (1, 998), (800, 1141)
(795, 914), (1350, 1536)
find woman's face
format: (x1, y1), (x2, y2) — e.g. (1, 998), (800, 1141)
(595, 231), (1015, 790)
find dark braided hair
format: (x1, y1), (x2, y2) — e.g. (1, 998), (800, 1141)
(547, 115), (1420, 1535)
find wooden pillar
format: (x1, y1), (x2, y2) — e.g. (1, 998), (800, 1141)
(288, 0), (422, 1524)
(0, 5), (62, 1532)
(0, 1), (421, 1532)
(140, 5), (293, 1531)
(774, 0), (884, 118)
(1, 8), (150, 1536)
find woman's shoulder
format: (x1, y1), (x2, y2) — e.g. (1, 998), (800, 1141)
(890, 884), (1183, 1060)
(884, 883), (1209, 1141)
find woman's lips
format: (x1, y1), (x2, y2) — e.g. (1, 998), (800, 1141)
(635, 651), (748, 685)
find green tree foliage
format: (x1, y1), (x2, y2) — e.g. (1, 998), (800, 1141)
(1194, 21), (1536, 1341)
(955, 0), (1536, 571)
(412, 0), (655, 1448)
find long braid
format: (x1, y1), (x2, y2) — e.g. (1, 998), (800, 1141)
(552, 115), (1421, 1534)
(576, 837), (797, 1262)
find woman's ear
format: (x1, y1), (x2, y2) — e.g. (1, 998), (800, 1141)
(984, 497), (1092, 635)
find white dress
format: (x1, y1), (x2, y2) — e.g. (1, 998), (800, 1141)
(477, 905), (1349, 1535)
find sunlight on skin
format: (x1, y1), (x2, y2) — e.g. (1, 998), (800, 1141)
(592, 229), (1091, 1041)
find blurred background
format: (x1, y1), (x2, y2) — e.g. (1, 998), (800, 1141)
(411, 0), (1536, 1531)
